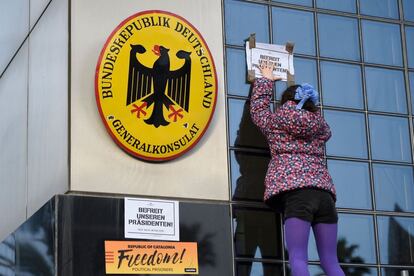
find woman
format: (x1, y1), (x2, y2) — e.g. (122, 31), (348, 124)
(250, 64), (345, 276)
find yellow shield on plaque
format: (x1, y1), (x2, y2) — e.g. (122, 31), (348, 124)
(95, 10), (217, 161)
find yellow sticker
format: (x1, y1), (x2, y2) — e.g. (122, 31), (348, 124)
(95, 10), (217, 161)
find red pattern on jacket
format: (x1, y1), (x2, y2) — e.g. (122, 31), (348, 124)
(250, 78), (336, 203)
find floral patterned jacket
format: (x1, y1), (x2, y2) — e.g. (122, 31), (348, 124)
(250, 78), (336, 203)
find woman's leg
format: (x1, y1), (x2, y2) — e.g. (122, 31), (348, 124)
(284, 217), (311, 276)
(312, 223), (345, 276)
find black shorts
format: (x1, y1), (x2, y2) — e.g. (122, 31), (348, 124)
(280, 187), (338, 225)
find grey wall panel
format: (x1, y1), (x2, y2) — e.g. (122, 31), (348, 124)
(0, 43), (29, 241)
(0, 0), (29, 74)
(29, 0), (51, 28)
(27, 0), (69, 217)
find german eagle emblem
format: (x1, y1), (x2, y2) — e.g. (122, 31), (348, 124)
(126, 44), (191, 128)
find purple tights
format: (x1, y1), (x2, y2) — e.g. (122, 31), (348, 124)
(285, 217), (345, 276)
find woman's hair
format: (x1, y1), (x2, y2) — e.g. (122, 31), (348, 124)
(281, 85), (319, 113)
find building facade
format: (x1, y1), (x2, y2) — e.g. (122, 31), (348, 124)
(1, 0), (414, 275)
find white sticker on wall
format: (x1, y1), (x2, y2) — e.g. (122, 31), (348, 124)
(124, 197), (179, 241)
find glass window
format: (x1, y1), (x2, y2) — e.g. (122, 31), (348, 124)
(365, 67), (407, 114)
(272, 7), (315, 56)
(236, 261), (283, 276)
(403, 0), (414, 21)
(373, 164), (414, 212)
(369, 115), (412, 163)
(324, 110), (368, 159)
(288, 265), (377, 276)
(316, 0), (356, 13)
(382, 268), (414, 276)
(225, 0), (269, 46)
(406, 27), (414, 68)
(378, 216), (414, 265)
(328, 160), (372, 209)
(233, 208), (283, 259)
(308, 213), (376, 264)
(360, 0), (399, 19)
(226, 48), (250, 97)
(321, 61), (363, 109)
(230, 150), (270, 202)
(272, 0), (312, 7)
(318, 14), (360, 61)
(228, 98), (270, 149)
(276, 57), (318, 99)
(362, 20), (402, 66)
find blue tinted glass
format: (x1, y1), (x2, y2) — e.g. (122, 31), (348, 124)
(321, 61), (363, 109)
(225, 0), (269, 46)
(406, 27), (414, 68)
(362, 20), (402, 66)
(318, 14), (360, 61)
(328, 160), (371, 209)
(272, 8), (315, 55)
(228, 98), (271, 149)
(324, 110), (368, 159)
(272, 0), (312, 7)
(360, 0), (399, 19)
(316, 0), (356, 13)
(276, 57), (318, 99)
(373, 164), (414, 212)
(230, 150), (270, 202)
(226, 48), (250, 97)
(410, 72), (414, 111)
(382, 268), (414, 275)
(369, 115), (412, 162)
(403, 0), (414, 21)
(309, 214), (376, 264)
(378, 216), (414, 265)
(365, 67), (407, 113)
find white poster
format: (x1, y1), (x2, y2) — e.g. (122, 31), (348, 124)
(124, 197), (180, 241)
(246, 41), (295, 81)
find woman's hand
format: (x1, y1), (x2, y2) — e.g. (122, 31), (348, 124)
(258, 61), (283, 82)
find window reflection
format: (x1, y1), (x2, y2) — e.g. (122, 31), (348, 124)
(233, 208), (283, 260)
(272, 7), (315, 55)
(276, 57), (318, 99)
(382, 268), (414, 276)
(403, 0), (414, 21)
(321, 61), (363, 109)
(362, 20), (402, 66)
(318, 14), (360, 61)
(406, 27), (414, 68)
(360, 0), (399, 19)
(373, 164), (414, 212)
(308, 214), (376, 264)
(316, 0), (356, 13)
(287, 264), (377, 276)
(328, 159), (371, 209)
(225, 0), (269, 46)
(228, 98), (270, 149)
(226, 48), (251, 97)
(230, 150), (270, 202)
(365, 67), (407, 114)
(324, 110), (368, 159)
(0, 236), (15, 276)
(369, 115), (411, 163)
(236, 261), (283, 276)
(0, 200), (55, 275)
(272, 0), (312, 7)
(378, 216), (414, 265)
